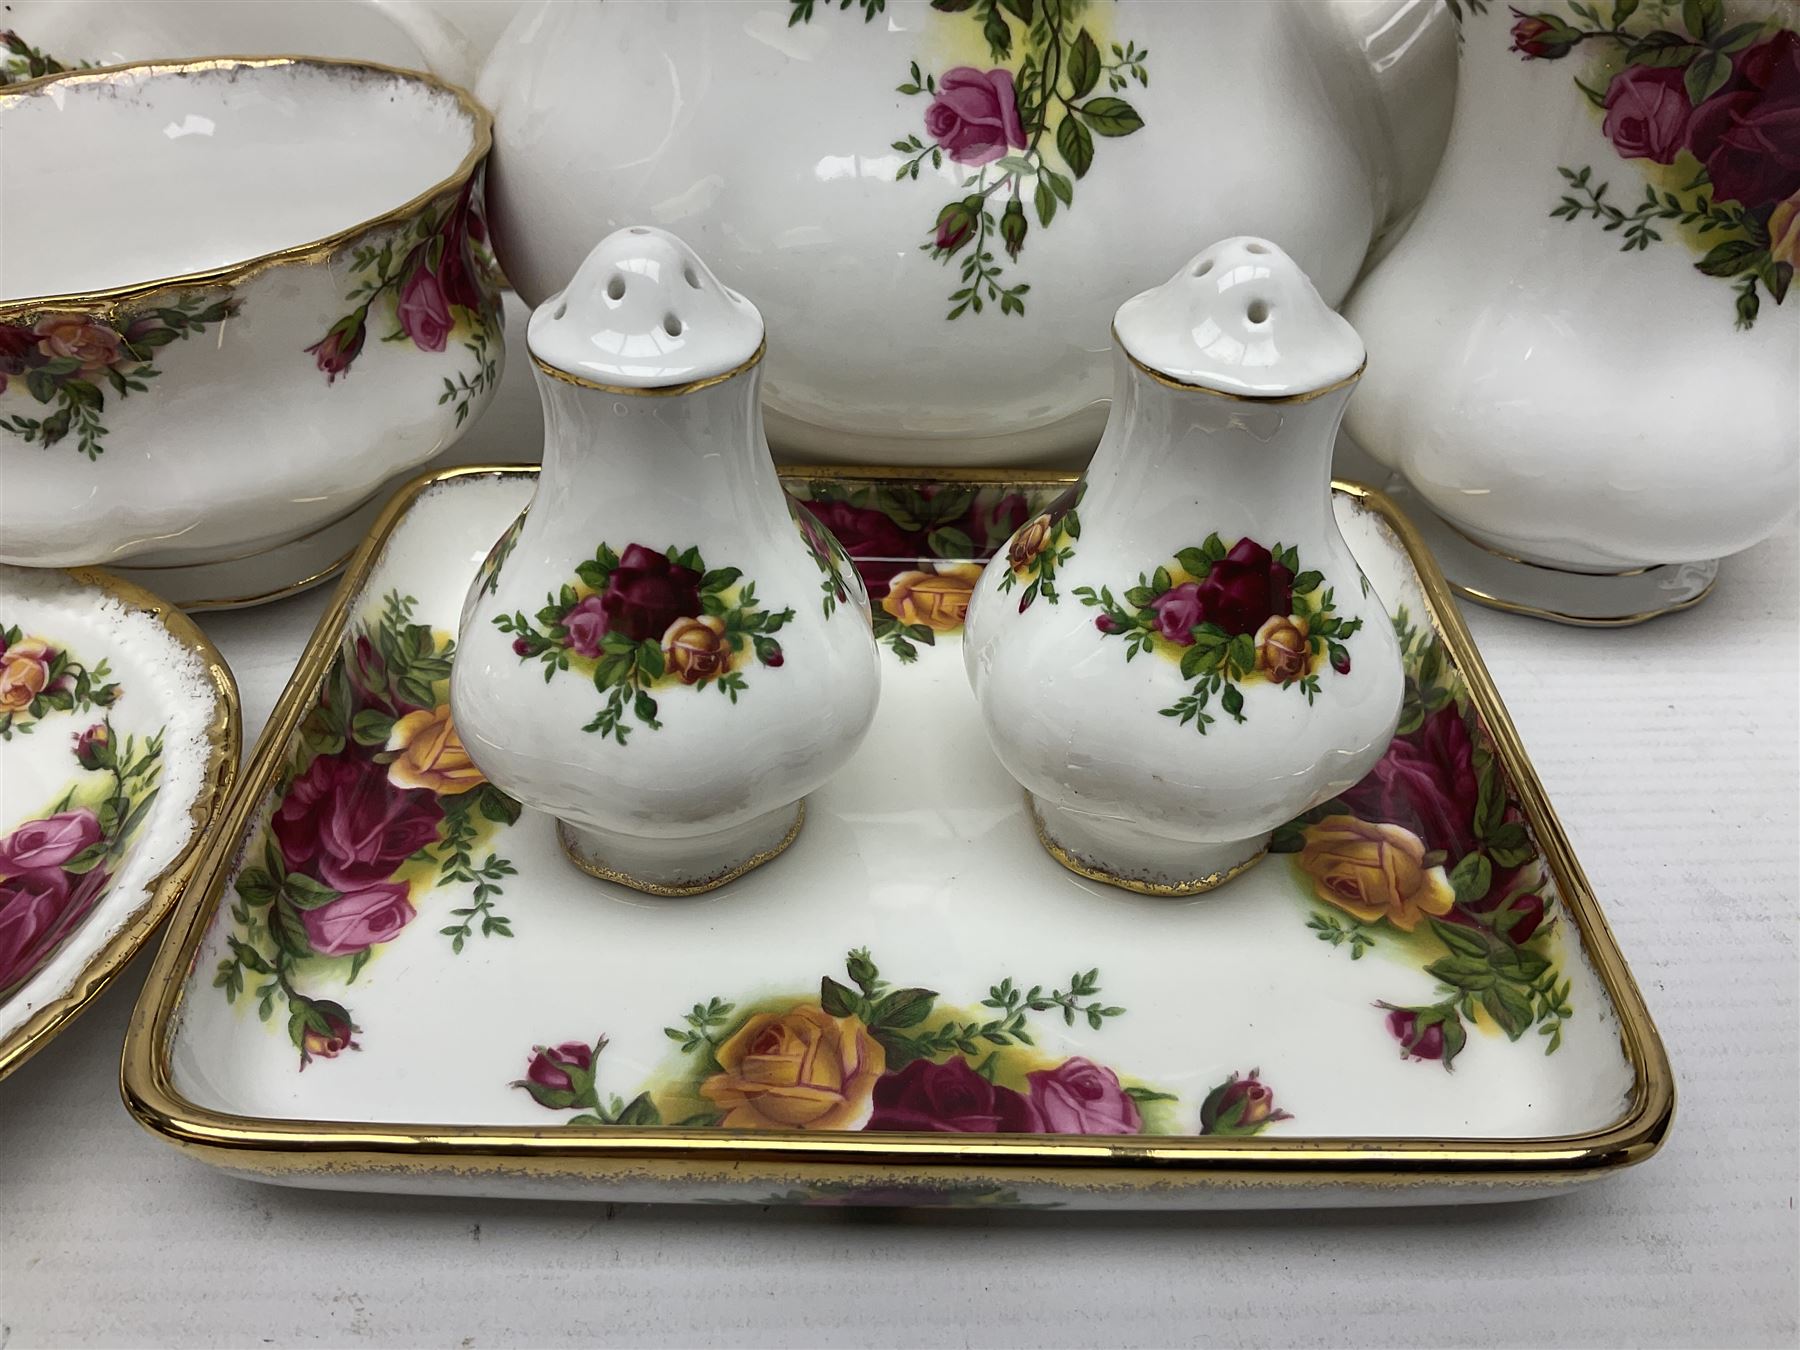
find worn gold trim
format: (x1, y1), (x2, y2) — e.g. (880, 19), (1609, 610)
(1029, 797), (1268, 896)
(0, 57), (491, 320)
(556, 803), (805, 896)
(120, 465), (1672, 1196)
(1112, 326), (1367, 403)
(531, 340), (767, 398)
(0, 570), (240, 1082)
(1448, 575), (1717, 628)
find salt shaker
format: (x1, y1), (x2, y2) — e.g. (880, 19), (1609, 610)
(963, 237), (1403, 895)
(451, 227), (881, 895)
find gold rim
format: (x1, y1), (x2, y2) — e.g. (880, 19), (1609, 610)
(0, 569), (240, 1082)
(1448, 575), (1718, 628)
(531, 340), (767, 398)
(171, 545), (359, 613)
(556, 803), (806, 897)
(0, 56), (491, 320)
(1112, 326), (1367, 404)
(1029, 797), (1269, 896)
(118, 465), (1673, 1191)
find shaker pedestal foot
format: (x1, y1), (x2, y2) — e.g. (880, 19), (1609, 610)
(1029, 795), (1268, 897)
(557, 801), (805, 897)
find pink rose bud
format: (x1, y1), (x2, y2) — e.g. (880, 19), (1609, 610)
(1331, 646), (1351, 675)
(1095, 614), (1119, 634)
(73, 722), (111, 770)
(934, 199), (979, 255)
(512, 636), (532, 657)
(1510, 11), (1579, 60)
(306, 312), (367, 382)
(299, 1001), (356, 1065)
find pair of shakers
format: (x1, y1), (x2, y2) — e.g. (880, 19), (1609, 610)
(450, 228), (1403, 897)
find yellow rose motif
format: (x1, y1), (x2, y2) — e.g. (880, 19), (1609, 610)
(700, 1004), (886, 1129)
(384, 704), (485, 795)
(1254, 613), (1310, 685)
(1297, 815), (1456, 932)
(882, 563), (983, 633)
(1007, 514), (1054, 572)
(661, 614), (733, 685)
(0, 637), (55, 714)
(1770, 189), (1800, 270)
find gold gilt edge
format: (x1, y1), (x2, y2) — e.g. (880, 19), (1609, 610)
(0, 56), (492, 322)
(0, 569), (241, 1082)
(120, 464), (1673, 1193)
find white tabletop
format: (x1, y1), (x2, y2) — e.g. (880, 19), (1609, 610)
(2, 447), (1795, 1346)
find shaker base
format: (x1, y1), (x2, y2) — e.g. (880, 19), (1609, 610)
(1028, 796), (1268, 897)
(1381, 482), (1719, 627)
(557, 802), (805, 897)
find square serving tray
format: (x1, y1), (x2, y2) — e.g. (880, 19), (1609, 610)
(123, 465), (1671, 1209)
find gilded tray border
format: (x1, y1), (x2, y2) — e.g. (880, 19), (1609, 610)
(120, 463), (1673, 1195)
(0, 569), (240, 1081)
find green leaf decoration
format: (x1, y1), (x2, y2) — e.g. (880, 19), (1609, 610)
(1056, 114), (1094, 179)
(1078, 96), (1144, 137)
(1067, 28), (1101, 99)
(1448, 851), (1493, 906)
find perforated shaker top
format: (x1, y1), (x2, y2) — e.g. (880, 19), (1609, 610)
(1112, 237), (1366, 398)
(527, 226), (765, 388)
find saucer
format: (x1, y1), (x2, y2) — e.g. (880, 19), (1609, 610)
(0, 565), (237, 1080)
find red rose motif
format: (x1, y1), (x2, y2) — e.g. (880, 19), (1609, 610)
(1385, 1006), (1448, 1061)
(1602, 66), (1692, 164)
(527, 1041), (593, 1093)
(590, 544), (704, 643)
(798, 502), (924, 599)
(0, 865), (107, 993)
(923, 67), (1026, 167)
(866, 1057), (1042, 1132)
(299, 881), (417, 957)
(434, 179), (489, 314)
(1195, 538), (1294, 637)
(396, 255), (454, 353)
(1025, 1058), (1142, 1135)
(1687, 30), (1800, 210)
(272, 750), (444, 891)
(1338, 704), (1480, 862)
(0, 809), (102, 874)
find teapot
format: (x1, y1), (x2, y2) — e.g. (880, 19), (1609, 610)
(438, 0), (1456, 465)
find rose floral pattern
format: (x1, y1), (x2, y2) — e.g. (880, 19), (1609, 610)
(0, 623), (119, 740)
(0, 297), (240, 459)
(794, 0), (1150, 318)
(788, 477), (1038, 657)
(1278, 607), (1573, 1069)
(306, 174), (502, 423)
(1074, 535), (1363, 733)
(1493, 0), (1798, 327)
(995, 484), (1082, 611)
(516, 948), (1291, 1137)
(494, 543), (795, 743)
(1, 717), (162, 998)
(213, 591), (519, 1067)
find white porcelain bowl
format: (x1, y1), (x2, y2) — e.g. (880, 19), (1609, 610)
(0, 58), (504, 570)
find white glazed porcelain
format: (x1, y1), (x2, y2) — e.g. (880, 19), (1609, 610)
(0, 59), (503, 575)
(471, 0), (1455, 465)
(1345, 0), (1799, 580)
(0, 565), (237, 1081)
(124, 468), (1668, 1207)
(964, 239), (1404, 893)
(451, 228), (881, 894)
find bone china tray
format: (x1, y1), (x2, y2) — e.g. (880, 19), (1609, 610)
(123, 465), (1671, 1209)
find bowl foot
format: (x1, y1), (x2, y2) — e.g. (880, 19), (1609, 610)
(556, 802), (805, 897)
(1028, 795), (1268, 897)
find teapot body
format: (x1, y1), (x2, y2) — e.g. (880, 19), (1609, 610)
(476, 0), (1454, 464)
